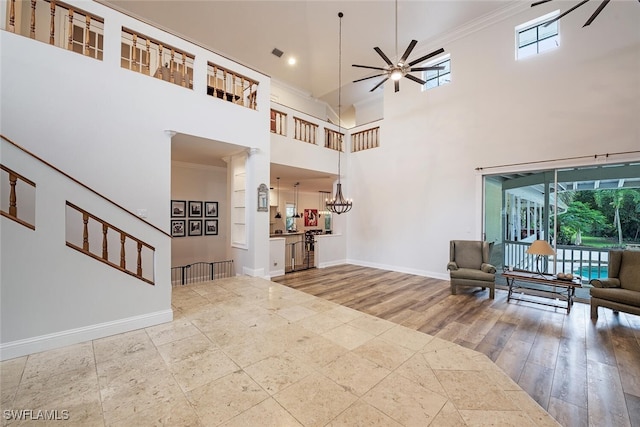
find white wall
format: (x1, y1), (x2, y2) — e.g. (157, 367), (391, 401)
(346, 3), (640, 279)
(171, 161), (229, 267)
(1, 139), (172, 360)
(0, 0), (271, 357)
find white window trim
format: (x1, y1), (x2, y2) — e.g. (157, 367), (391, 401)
(421, 53), (451, 92)
(515, 10), (560, 60)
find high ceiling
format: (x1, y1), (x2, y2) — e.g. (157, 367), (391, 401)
(105, 0), (524, 191)
(102, 0), (519, 112)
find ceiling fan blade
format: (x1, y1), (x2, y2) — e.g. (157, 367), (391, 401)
(353, 73), (388, 83)
(400, 40), (418, 64)
(394, 80), (400, 92)
(531, 0), (553, 7)
(583, 0), (610, 27)
(543, 0), (590, 27)
(410, 66), (445, 72)
(374, 47), (394, 66)
(407, 48), (445, 67)
(405, 74), (426, 85)
(352, 64), (388, 71)
(370, 77), (389, 92)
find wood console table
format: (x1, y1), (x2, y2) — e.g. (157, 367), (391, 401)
(503, 271), (582, 314)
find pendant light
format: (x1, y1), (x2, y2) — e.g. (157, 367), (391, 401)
(275, 177), (282, 218)
(293, 182), (301, 218)
(326, 12), (353, 215)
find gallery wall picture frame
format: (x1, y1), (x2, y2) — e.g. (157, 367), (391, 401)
(304, 209), (318, 227)
(188, 219), (203, 236)
(204, 219), (218, 235)
(205, 201), (218, 217)
(189, 201), (203, 217)
(171, 220), (186, 237)
(171, 200), (186, 217)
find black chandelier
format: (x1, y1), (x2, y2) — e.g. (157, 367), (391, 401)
(326, 12), (353, 215)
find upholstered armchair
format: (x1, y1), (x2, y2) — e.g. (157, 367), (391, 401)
(447, 240), (496, 299)
(590, 250), (640, 320)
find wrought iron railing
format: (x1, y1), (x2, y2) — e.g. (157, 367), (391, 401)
(171, 260), (235, 285)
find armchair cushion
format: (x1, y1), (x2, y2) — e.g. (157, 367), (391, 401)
(590, 278), (621, 288)
(449, 268), (495, 282)
(455, 242), (484, 269)
(619, 251), (640, 291)
(591, 288), (640, 307)
(481, 263), (496, 274)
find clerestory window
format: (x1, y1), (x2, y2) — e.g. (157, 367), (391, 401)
(422, 55), (451, 91)
(516, 11), (560, 60)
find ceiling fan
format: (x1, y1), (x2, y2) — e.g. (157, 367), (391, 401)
(531, 0), (614, 28)
(352, 1), (445, 93)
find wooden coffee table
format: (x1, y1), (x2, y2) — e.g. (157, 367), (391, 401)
(503, 270), (582, 314)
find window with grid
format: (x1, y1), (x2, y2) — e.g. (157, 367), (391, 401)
(423, 55), (451, 90)
(516, 11), (559, 60)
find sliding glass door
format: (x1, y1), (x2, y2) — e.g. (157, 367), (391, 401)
(483, 162), (640, 300)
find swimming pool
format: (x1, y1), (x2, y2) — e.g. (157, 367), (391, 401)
(575, 266), (608, 280)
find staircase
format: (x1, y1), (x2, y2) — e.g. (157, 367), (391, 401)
(0, 135), (173, 361)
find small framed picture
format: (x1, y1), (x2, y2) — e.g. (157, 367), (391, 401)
(188, 219), (203, 236)
(171, 220), (186, 237)
(171, 200), (186, 217)
(189, 201), (203, 217)
(205, 219), (218, 235)
(205, 201), (218, 217)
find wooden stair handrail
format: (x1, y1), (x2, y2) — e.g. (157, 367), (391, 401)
(1, 134), (170, 238)
(66, 201), (154, 285)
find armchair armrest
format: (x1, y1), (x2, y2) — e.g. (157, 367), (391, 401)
(447, 262), (458, 271)
(590, 278), (621, 288)
(481, 263), (496, 274)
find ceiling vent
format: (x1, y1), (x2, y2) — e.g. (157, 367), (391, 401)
(271, 48), (284, 58)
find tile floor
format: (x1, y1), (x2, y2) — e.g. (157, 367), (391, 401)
(1, 276), (560, 426)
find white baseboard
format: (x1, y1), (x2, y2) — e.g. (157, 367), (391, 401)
(242, 267), (265, 277)
(318, 259), (348, 269)
(346, 259), (449, 281)
(269, 268), (285, 277)
(0, 309), (173, 361)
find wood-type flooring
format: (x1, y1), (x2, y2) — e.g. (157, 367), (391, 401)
(273, 264), (640, 427)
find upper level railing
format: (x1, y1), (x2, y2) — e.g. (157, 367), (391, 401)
(207, 63), (258, 109)
(294, 117), (318, 145)
(325, 128), (344, 152)
(121, 27), (194, 88)
(7, 0), (104, 59)
(352, 126), (380, 152)
(270, 109), (287, 136)
(6, 0), (261, 110)
(0, 164), (36, 230)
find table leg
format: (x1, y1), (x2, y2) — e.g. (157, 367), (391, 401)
(507, 277), (514, 302)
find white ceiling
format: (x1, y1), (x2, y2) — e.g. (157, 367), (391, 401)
(106, 0), (523, 191)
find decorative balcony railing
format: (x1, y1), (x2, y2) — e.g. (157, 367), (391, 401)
(352, 126), (380, 152)
(7, 0), (104, 59)
(294, 117), (318, 145)
(0, 164), (36, 230)
(325, 128), (344, 152)
(270, 109), (287, 135)
(66, 201), (155, 285)
(207, 63), (258, 109)
(503, 240), (609, 284)
(121, 28), (194, 88)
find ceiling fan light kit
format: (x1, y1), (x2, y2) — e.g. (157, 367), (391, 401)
(352, 0), (445, 93)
